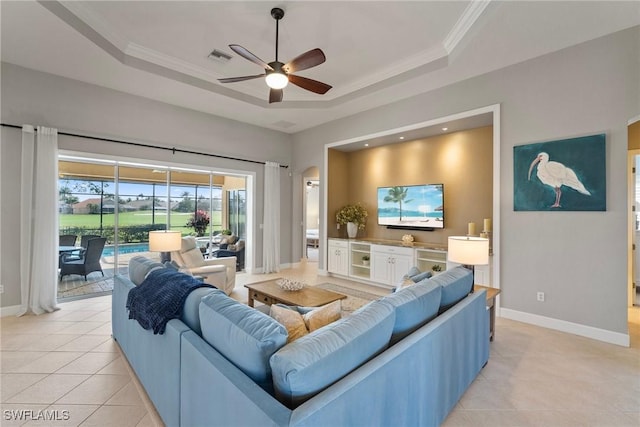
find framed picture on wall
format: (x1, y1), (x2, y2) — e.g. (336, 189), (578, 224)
(513, 134), (606, 211)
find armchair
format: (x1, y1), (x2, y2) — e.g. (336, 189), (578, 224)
(171, 236), (236, 295)
(214, 239), (245, 271)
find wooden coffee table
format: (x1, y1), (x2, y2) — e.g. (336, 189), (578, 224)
(245, 278), (347, 308)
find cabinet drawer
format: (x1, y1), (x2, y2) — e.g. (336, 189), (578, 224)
(328, 239), (349, 249)
(371, 244), (414, 257)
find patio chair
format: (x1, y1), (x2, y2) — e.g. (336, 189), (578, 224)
(214, 239), (245, 271)
(65, 234), (102, 262)
(60, 237), (107, 280)
(59, 235), (77, 246)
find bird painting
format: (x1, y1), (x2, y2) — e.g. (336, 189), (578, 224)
(528, 152), (591, 208)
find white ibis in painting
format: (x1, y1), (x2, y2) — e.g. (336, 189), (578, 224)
(528, 152), (590, 208)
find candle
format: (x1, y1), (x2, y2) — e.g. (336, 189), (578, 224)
(483, 218), (492, 232)
(468, 222), (476, 236)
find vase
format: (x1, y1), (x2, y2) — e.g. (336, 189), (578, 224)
(346, 222), (358, 238)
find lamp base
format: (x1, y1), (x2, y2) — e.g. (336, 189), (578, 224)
(160, 252), (172, 264)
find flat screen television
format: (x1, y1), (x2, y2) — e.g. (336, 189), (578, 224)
(377, 184), (444, 230)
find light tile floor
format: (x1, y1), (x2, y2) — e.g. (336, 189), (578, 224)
(3, 260), (639, 426)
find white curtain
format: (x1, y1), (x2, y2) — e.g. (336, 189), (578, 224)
(262, 161), (280, 273)
(18, 125), (60, 316)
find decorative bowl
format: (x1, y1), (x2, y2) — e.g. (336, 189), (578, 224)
(276, 278), (306, 291)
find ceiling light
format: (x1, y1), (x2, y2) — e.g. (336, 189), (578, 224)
(364, 143), (369, 147)
(265, 70), (289, 89)
(399, 136), (405, 140)
(442, 127), (448, 131)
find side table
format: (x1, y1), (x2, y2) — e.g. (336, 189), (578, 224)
(474, 285), (501, 342)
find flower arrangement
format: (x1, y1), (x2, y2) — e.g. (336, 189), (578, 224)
(336, 203), (368, 230)
(186, 209), (210, 236)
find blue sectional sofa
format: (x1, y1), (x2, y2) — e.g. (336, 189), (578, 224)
(112, 257), (489, 427)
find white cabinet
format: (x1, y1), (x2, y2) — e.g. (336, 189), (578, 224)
(327, 239), (349, 276)
(349, 242), (371, 280)
(415, 247), (447, 274)
(370, 244), (413, 287)
(447, 256), (492, 286)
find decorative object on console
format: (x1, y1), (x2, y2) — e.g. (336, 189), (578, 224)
(467, 222), (477, 236)
(149, 230), (182, 263)
(276, 278), (307, 291)
(336, 203), (368, 238)
(402, 234), (414, 245)
(447, 236), (489, 292)
(362, 255), (370, 266)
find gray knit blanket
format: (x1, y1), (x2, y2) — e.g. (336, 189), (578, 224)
(126, 268), (213, 334)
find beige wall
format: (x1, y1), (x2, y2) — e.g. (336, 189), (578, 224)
(328, 126), (493, 245)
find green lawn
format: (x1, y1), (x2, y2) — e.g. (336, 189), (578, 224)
(60, 210), (223, 232)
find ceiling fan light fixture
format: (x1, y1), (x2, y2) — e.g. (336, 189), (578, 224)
(265, 71), (289, 89)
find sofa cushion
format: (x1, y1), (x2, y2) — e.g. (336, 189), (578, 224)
(128, 256), (164, 286)
(270, 299), (395, 408)
(199, 293), (287, 392)
(429, 266), (473, 312)
(181, 287), (221, 336)
(382, 280), (442, 344)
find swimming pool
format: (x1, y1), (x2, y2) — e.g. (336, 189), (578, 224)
(102, 243), (150, 256)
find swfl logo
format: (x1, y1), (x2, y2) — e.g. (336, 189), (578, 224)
(3, 409), (70, 421)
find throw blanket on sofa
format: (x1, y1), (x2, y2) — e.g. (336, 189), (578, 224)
(127, 269), (213, 334)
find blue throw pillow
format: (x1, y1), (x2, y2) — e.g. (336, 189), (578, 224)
(199, 293), (288, 392)
(411, 270), (433, 282)
(270, 299), (395, 408)
(405, 266), (422, 278)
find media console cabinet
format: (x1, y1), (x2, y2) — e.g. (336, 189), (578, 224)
(327, 238), (492, 289)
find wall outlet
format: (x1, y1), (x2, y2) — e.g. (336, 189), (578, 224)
(536, 291), (545, 302)
(337, 223), (340, 229)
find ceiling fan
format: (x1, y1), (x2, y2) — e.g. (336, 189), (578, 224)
(218, 7), (332, 104)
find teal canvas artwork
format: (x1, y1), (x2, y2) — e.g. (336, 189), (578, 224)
(514, 134), (606, 211)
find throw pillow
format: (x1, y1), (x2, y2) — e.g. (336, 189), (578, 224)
(302, 300), (341, 332)
(270, 305), (309, 343)
(269, 301), (342, 343)
(406, 266), (422, 278)
(411, 271), (433, 282)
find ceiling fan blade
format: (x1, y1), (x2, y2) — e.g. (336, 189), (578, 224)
(218, 74), (264, 83)
(288, 74), (332, 95)
(283, 48), (326, 73)
(269, 88), (283, 104)
(229, 44), (274, 71)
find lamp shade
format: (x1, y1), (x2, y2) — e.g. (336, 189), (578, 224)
(265, 72), (289, 89)
(148, 230), (182, 252)
(447, 236), (489, 266)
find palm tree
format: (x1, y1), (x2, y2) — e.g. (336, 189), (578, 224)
(383, 187), (413, 221)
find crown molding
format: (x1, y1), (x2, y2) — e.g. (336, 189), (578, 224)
(444, 0), (492, 54)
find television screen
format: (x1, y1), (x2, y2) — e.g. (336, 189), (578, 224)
(377, 184), (444, 229)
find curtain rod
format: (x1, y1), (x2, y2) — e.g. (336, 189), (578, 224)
(1, 123), (288, 168)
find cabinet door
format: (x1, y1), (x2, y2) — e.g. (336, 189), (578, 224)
(328, 241), (349, 276)
(391, 254), (413, 284)
(370, 252), (391, 284)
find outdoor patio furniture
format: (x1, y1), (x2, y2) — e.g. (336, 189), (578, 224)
(214, 239), (245, 271)
(65, 234), (102, 262)
(59, 234), (77, 246)
(60, 237), (107, 280)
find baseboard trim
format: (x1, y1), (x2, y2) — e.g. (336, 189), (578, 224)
(0, 305), (22, 317)
(500, 308), (630, 347)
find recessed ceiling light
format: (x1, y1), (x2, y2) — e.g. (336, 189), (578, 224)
(399, 136), (405, 140)
(442, 127), (448, 131)
(364, 143), (369, 147)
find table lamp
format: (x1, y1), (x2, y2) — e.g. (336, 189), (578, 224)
(447, 236), (489, 293)
(148, 230), (182, 263)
